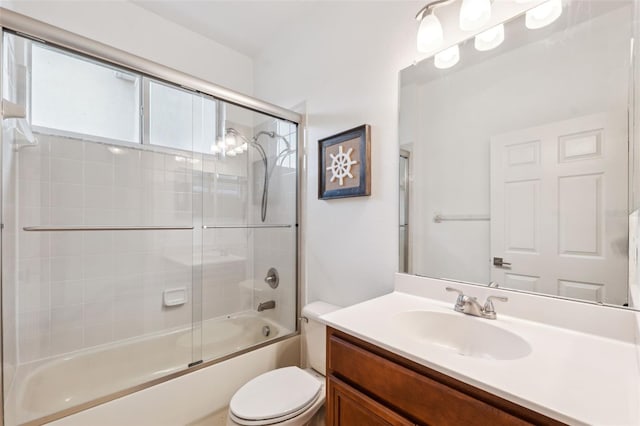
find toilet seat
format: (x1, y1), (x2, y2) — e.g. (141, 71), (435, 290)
(229, 367), (323, 426)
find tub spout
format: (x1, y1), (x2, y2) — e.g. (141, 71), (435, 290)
(257, 300), (276, 312)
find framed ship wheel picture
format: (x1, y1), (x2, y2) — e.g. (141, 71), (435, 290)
(318, 124), (371, 200)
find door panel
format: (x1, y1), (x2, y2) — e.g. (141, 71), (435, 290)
(491, 113), (627, 304)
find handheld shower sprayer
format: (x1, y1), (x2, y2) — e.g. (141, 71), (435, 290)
(224, 127), (294, 222)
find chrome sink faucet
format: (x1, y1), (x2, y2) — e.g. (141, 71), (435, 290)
(446, 287), (508, 320)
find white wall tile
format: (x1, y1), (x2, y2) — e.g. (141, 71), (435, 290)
(83, 208), (114, 225)
(84, 185), (114, 210)
(115, 166), (142, 188)
(50, 158), (83, 184)
(141, 151), (165, 171)
(51, 232), (83, 256)
(18, 232), (50, 259)
(19, 181), (49, 208)
(84, 143), (114, 163)
(50, 137), (83, 160)
(18, 282), (50, 313)
(50, 326), (84, 355)
(51, 305), (83, 334)
(83, 322), (113, 348)
(50, 280), (83, 307)
(83, 301), (114, 327)
(84, 161), (114, 186)
(84, 278), (115, 303)
(50, 207), (82, 225)
(82, 254), (115, 280)
(51, 183), (83, 208)
(50, 256), (82, 282)
(18, 257), (51, 285)
(82, 232), (114, 255)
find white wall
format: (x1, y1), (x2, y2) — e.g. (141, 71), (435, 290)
(253, 1), (420, 307)
(0, 0), (253, 95)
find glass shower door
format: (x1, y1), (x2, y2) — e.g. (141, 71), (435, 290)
(200, 102), (298, 363)
(1, 32), (201, 425)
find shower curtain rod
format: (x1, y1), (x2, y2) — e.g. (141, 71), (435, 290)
(0, 7), (301, 124)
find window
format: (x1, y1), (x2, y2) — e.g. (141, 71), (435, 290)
(147, 80), (216, 154)
(31, 44), (141, 143)
(28, 36), (219, 154)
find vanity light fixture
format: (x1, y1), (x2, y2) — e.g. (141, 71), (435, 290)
(525, 0), (562, 30)
(474, 23), (504, 51)
(459, 0), (492, 32)
(434, 44), (460, 69)
(415, 1), (450, 52)
(417, 12), (444, 52)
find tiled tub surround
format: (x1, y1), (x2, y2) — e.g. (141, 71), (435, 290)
(14, 131), (296, 360)
(321, 273), (640, 425)
(16, 134), (199, 363)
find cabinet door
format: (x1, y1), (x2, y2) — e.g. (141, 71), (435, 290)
(328, 376), (414, 426)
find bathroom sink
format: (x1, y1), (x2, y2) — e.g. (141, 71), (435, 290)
(390, 311), (531, 360)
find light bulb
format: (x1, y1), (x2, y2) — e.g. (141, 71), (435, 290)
(417, 13), (443, 53)
(526, 0), (562, 30)
(474, 24), (504, 51)
(226, 149), (237, 157)
(211, 144), (221, 154)
(240, 142), (248, 152)
(225, 132), (237, 147)
(459, 0), (491, 32)
(434, 44), (460, 69)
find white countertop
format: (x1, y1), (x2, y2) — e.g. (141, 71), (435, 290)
(320, 289), (640, 425)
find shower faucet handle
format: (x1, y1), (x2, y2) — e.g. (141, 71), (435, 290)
(264, 267), (279, 289)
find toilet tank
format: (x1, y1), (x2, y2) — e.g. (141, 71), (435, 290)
(301, 302), (340, 376)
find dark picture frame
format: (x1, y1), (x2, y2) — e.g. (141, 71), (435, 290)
(318, 124), (371, 200)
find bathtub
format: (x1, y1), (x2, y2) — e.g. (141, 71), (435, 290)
(9, 313), (289, 425)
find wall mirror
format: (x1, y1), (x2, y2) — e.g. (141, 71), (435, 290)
(399, 0), (640, 310)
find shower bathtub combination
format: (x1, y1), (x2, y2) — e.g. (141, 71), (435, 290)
(0, 10), (301, 426)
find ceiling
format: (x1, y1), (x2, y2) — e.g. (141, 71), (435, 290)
(133, 0), (325, 57)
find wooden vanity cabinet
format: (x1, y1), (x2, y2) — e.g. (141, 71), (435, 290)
(326, 327), (564, 426)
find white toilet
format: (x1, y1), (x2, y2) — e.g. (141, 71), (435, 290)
(227, 302), (340, 426)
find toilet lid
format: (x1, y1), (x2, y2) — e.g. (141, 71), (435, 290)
(229, 367), (322, 422)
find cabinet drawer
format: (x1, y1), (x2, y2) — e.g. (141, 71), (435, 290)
(328, 334), (531, 426)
